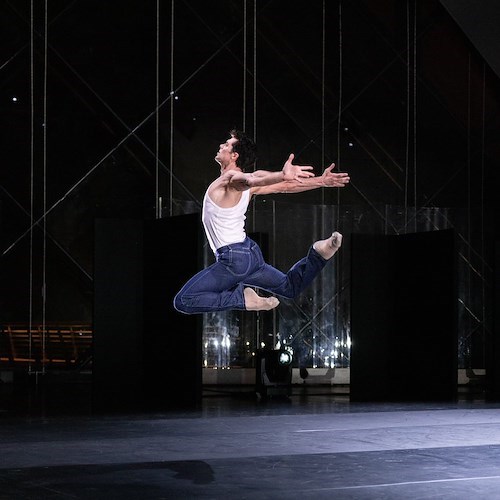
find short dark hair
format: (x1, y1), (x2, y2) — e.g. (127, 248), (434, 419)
(230, 129), (257, 171)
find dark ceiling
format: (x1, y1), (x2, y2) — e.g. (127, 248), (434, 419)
(1, 0), (499, 322)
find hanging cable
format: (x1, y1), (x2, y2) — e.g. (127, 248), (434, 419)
(336, 1), (342, 171)
(467, 52), (471, 257)
(320, 0), (326, 326)
(320, 1), (326, 345)
(404, 0), (410, 233)
(413, 0), (417, 232)
(466, 52), (472, 365)
(243, 0), (247, 131)
(253, 0), (257, 144)
(335, 0), (343, 349)
(252, 0), (259, 342)
(41, 0), (48, 374)
(251, 0), (257, 234)
(480, 62), (486, 364)
(155, 0), (160, 218)
(336, 0), (342, 229)
(169, 0), (174, 216)
(321, 0), (326, 208)
(29, 0), (35, 373)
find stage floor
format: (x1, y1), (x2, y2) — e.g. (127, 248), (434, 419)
(1, 383), (500, 499)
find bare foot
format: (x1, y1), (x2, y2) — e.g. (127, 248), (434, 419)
(244, 287), (280, 311)
(313, 231), (342, 259)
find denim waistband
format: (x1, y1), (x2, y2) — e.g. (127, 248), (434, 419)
(215, 237), (252, 257)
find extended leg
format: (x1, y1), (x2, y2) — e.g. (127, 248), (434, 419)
(244, 232), (342, 299)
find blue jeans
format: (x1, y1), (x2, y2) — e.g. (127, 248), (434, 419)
(173, 237), (328, 314)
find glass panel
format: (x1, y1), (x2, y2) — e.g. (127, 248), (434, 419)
(191, 201), (490, 371)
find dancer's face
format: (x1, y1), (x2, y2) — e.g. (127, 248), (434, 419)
(215, 136), (239, 167)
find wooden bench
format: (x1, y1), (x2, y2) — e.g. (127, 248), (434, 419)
(0, 324), (92, 369)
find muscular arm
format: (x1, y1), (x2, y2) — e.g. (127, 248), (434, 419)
(251, 163), (350, 195)
(228, 153), (314, 191)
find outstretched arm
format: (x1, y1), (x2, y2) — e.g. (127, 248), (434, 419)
(228, 153), (315, 190)
(251, 163), (350, 195)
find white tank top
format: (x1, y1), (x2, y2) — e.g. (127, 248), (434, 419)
(202, 188), (250, 253)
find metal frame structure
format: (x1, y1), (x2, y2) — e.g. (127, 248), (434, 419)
(0, 0), (496, 374)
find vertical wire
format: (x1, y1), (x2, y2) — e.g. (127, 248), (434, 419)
(412, 0), (417, 231)
(467, 53), (471, 258)
(253, 0), (257, 144)
(29, 0), (35, 373)
(272, 198), (277, 343)
(320, 0), (326, 363)
(336, 0), (343, 349)
(155, 0), (160, 218)
(321, 0), (326, 208)
(404, 0), (410, 233)
(252, 0), (258, 343)
(466, 52), (472, 366)
(169, 0), (174, 216)
(336, 0), (342, 229)
(243, 0), (247, 131)
(480, 62), (486, 364)
(42, 0), (48, 374)
(251, 0), (256, 233)
(480, 62), (486, 366)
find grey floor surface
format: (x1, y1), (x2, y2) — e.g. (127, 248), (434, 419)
(1, 383), (500, 499)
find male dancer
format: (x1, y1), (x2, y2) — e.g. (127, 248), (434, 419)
(174, 130), (350, 314)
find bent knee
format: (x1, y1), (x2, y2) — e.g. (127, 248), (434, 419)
(173, 293), (189, 314)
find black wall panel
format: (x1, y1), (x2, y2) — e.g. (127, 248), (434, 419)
(350, 230), (457, 401)
(93, 219), (144, 411)
(143, 214), (203, 410)
(93, 214), (202, 412)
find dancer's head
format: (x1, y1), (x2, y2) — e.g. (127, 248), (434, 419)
(229, 129), (257, 171)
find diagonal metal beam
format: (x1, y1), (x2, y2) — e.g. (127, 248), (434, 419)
(3, 3), (199, 198)
(204, 25), (400, 231)
(0, 184), (92, 281)
(287, 278), (349, 346)
(2, 96), (171, 257)
(186, 1), (493, 273)
(257, 2), (471, 203)
(183, 1), (401, 234)
(2, 18), (252, 256)
(1, 0), (79, 71)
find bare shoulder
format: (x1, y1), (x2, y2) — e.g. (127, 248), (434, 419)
(207, 173), (232, 195)
(207, 173), (244, 207)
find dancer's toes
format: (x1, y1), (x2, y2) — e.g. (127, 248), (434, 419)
(331, 231), (342, 249)
(313, 231), (342, 259)
(244, 288), (280, 311)
(264, 297), (280, 310)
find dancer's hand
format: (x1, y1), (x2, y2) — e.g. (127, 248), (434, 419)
(320, 163), (350, 187)
(282, 154), (315, 182)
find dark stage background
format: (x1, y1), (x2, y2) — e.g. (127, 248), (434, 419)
(1, 0), (499, 388)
